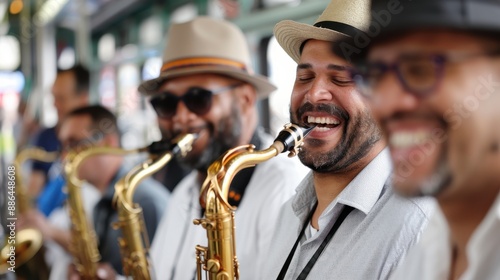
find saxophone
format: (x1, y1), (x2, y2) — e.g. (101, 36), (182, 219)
(112, 133), (196, 280)
(0, 148), (57, 278)
(65, 141), (173, 279)
(193, 123), (314, 280)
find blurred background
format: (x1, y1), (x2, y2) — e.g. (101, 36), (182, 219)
(0, 0), (331, 164)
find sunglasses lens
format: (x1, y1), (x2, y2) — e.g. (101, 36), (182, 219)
(150, 95), (178, 118)
(184, 88), (213, 116)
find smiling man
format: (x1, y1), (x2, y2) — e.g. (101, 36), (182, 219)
(353, 0), (500, 279)
(261, 1), (435, 279)
(137, 16), (307, 280)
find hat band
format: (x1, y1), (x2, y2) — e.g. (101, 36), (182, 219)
(314, 21), (363, 38)
(161, 57), (247, 72)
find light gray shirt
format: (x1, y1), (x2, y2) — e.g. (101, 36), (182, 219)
(261, 149), (436, 280)
(390, 192), (500, 280)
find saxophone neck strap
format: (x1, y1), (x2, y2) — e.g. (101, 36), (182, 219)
(276, 203), (354, 280)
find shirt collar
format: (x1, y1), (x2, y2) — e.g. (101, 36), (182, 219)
(292, 148), (392, 220)
(336, 148), (392, 214)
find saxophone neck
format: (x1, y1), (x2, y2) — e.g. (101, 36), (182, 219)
(14, 148), (58, 213)
(115, 133), (197, 207)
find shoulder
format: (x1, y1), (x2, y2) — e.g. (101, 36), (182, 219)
(134, 177), (170, 204)
(384, 188), (437, 221)
(34, 126), (59, 148)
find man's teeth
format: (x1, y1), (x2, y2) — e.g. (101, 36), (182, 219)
(390, 131), (431, 148)
(307, 116), (340, 125)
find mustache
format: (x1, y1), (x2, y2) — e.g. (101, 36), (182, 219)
(296, 102), (350, 122)
(161, 125), (209, 140)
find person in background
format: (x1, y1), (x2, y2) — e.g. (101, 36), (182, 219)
(28, 65), (90, 214)
(351, 0), (500, 279)
(136, 16), (307, 280)
(261, 1), (434, 279)
(21, 105), (168, 280)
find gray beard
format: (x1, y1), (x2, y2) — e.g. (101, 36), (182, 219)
(417, 154), (452, 197)
(191, 105), (243, 172)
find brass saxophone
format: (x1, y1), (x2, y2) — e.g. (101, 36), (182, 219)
(112, 133), (196, 280)
(65, 142), (170, 279)
(0, 148), (57, 278)
(193, 124), (314, 280)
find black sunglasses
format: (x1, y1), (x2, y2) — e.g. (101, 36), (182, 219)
(150, 83), (243, 118)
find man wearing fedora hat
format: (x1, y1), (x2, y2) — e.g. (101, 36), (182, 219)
(350, 0), (500, 279)
(261, 1), (435, 279)
(136, 16), (307, 280)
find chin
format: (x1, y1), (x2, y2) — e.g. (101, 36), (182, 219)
(392, 164), (452, 197)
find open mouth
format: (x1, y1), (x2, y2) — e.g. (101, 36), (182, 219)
(389, 131), (432, 149)
(304, 115), (341, 132)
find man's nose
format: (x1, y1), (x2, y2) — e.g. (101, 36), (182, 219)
(172, 100), (197, 124)
(306, 78), (334, 103)
(369, 74), (420, 122)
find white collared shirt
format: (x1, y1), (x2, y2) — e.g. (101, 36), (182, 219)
(261, 149), (436, 280)
(390, 192), (500, 280)
(149, 133), (309, 280)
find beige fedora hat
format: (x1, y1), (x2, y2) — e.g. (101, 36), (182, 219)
(139, 16), (276, 99)
(274, 0), (370, 63)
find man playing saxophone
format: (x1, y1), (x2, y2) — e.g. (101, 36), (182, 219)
(27, 105), (169, 280)
(261, 1), (435, 279)
(133, 16), (308, 280)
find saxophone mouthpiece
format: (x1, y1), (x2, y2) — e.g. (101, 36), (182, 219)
(274, 123), (315, 157)
(146, 133), (198, 156)
(147, 139), (172, 155)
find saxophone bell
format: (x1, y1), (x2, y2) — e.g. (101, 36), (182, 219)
(0, 148), (57, 278)
(113, 133), (196, 280)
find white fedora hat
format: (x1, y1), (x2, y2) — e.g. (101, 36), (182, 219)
(274, 0), (370, 63)
(139, 16), (277, 99)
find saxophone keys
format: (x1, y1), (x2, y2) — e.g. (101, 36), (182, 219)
(206, 259), (221, 273)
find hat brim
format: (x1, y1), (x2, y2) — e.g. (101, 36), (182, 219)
(139, 65), (277, 99)
(274, 20), (351, 63)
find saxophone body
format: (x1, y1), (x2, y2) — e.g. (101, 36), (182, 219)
(193, 124), (313, 280)
(65, 145), (151, 279)
(112, 134), (196, 280)
(0, 148), (57, 278)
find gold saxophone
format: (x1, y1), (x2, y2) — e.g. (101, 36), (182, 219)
(112, 133), (196, 280)
(193, 124), (314, 280)
(65, 143), (168, 279)
(0, 148), (57, 278)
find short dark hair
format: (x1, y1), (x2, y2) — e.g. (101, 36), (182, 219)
(57, 64), (90, 95)
(66, 105), (119, 137)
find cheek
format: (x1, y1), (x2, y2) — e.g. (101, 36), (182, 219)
(157, 118), (172, 130)
(290, 90), (304, 111)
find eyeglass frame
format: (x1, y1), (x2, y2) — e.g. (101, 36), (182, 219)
(149, 83), (244, 119)
(350, 49), (500, 98)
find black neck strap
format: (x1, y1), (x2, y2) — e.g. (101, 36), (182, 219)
(276, 204), (354, 280)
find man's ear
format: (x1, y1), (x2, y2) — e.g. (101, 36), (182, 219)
(237, 83), (257, 114)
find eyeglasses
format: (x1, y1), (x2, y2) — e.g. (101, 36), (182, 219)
(150, 83), (243, 119)
(350, 49), (500, 98)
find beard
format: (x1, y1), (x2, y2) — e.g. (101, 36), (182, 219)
(393, 148), (453, 197)
(161, 104), (243, 172)
(291, 102), (382, 174)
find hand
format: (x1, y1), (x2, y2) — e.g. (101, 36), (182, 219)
(68, 262), (118, 280)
